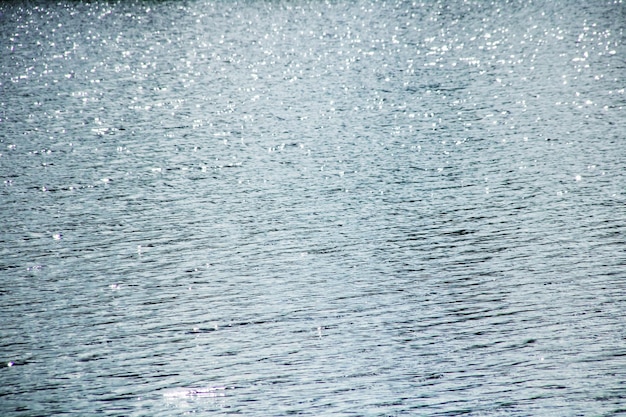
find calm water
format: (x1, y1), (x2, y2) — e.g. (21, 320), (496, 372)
(1, 0), (625, 415)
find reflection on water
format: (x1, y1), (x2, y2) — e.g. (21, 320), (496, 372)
(1, 0), (625, 415)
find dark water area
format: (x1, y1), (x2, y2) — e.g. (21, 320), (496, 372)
(1, 0), (625, 415)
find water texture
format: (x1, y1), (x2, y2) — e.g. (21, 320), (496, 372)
(1, 0), (625, 415)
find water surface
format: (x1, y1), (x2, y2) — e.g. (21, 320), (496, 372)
(1, 0), (625, 415)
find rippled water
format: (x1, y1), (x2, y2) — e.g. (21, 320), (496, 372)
(1, 0), (625, 415)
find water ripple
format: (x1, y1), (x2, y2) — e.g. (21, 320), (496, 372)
(1, 0), (625, 416)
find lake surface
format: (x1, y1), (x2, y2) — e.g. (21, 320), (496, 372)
(1, 0), (625, 415)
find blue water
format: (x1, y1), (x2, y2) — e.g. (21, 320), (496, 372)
(1, 0), (625, 415)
